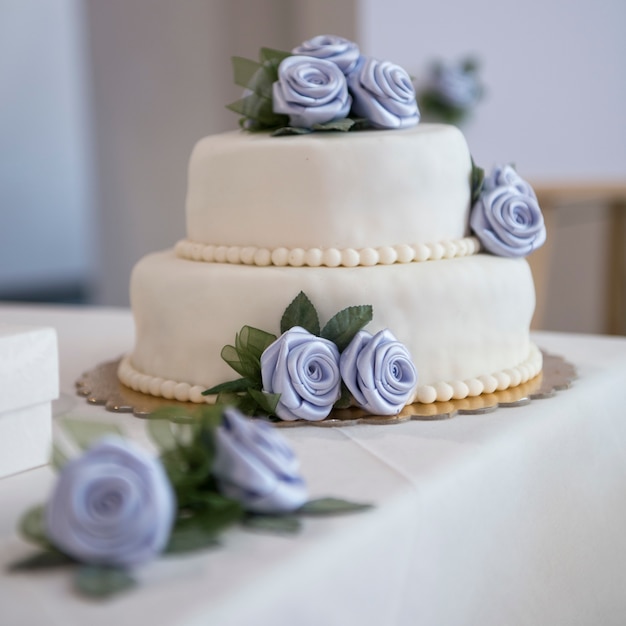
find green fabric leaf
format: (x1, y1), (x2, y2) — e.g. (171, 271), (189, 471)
(298, 497), (373, 515)
(333, 382), (352, 409)
(242, 513), (301, 534)
(238, 326), (277, 360)
(147, 417), (179, 452)
(74, 565), (137, 599)
(259, 47), (291, 65)
(220, 343), (250, 378)
(312, 118), (355, 132)
(272, 126), (312, 136)
(225, 95), (287, 129)
(167, 497), (244, 553)
(51, 443), (68, 471)
(247, 389), (281, 415)
(60, 419), (123, 450)
(231, 56), (262, 89)
(148, 406), (195, 424)
(8, 549), (74, 571)
(280, 291), (321, 335)
(321, 305), (373, 351)
(19, 506), (54, 550)
(203, 377), (255, 396)
(471, 157), (485, 205)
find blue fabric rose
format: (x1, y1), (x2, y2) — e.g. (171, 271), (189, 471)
(428, 63), (481, 109)
(483, 164), (537, 200)
(213, 408), (308, 513)
(470, 183), (546, 258)
(261, 326), (341, 421)
(272, 56), (352, 129)
(340, 329), (417, 415)
(292, 34), (360, 74)
(347, 57), (419, 129)
(45, 436), (176, 567)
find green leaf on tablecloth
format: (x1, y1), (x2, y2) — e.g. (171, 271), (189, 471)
(321, 305), (373, 351)
(19, 505), (54, 550)
(74, 565), (137, 599)
(8, 549), (74, 571)
(281, 291), (321, 335)
(60, 418), (123, 450)
(298, 497), (373, 515)
(242, 513), (301, 534)
(166, 496), (244, 553)
(51, 443), (69, 470)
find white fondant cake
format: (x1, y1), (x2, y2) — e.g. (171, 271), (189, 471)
(119, 123), (542, 412)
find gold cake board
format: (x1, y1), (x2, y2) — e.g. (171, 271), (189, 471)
(75, 350), (576, 427)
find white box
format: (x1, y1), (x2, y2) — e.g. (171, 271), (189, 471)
(0, 324), (58, 479)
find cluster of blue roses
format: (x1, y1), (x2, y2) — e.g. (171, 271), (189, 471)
(470, 164), (546, 258)
(261, 325), (418, 421)
(272, 34), (420, 130)
(38, 408), (309, 570)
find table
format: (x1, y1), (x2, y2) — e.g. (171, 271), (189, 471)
(1, 303), (625, 626)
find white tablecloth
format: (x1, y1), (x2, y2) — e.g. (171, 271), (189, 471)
(0, 303), (625, 626)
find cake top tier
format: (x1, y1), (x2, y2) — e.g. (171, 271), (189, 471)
(185, 123), (473, 251)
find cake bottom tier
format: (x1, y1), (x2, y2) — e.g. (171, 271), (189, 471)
(120, 249), (541, 406)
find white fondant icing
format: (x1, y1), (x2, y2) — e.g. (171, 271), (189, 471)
(185, 125), (473, 250)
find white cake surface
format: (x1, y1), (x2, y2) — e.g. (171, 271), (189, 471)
(121, 250), (539, 405)
(185, 124), (472, 251)
(121, 122), (543, 411)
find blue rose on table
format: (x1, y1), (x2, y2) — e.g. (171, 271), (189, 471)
(213, 408), (308, 513)
(292, 34), (360, 74)
(470, 182), (546, 258)
(261, 326), (341, 421)
(272, 56), (352, 129)
(483, 164), (537, 200)
(340, 329), (417, 415)
(45, 437), (176, 567)
(347, 57), (419, 129)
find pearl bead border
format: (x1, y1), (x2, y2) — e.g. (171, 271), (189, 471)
(174, 237), (481, 267)
(118, 344), (542, 408)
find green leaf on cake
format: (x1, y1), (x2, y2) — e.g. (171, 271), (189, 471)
(74, 565), (137, 599)
(203, 377), (255, 396)
(248, 389), (281, 415)
(312, 118), (356, 132)
(333, 382), (352, 410)
(231, 56), (263, 90)
(259, 47), (291, 65)
(321, 305), (373, 351)
(238, 326), (277, 360)
(272, 126), (312, 136)
(280, 291), (321, 335)
(470, 157), (485, 205)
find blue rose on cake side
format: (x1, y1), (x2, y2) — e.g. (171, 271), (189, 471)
(470, 164), (546, 258)
(45, 436), (176, 568)
(213, 408), (308, 513)
(340, 329), (417, 415)
(261, 326), (342, 421)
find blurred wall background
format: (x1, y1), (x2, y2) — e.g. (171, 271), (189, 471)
(1, 0), (625, 332)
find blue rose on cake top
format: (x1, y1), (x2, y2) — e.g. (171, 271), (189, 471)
(227, 34), (420, 134)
